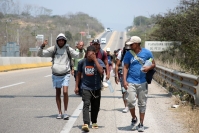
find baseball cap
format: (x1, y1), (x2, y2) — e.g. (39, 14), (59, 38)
(106, 48), (110, 51)
(126, 36), (141, 45)
(91, 39), (100, 44)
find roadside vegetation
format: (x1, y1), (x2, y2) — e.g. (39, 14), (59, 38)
(0, 0), (104, 56)
(127, 0), (199, 132)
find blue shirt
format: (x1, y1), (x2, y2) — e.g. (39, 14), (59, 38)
(78, 59), (105, 90)
(123, 48), (153, 84)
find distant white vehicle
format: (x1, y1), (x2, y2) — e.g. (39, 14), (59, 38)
(105, 28), (112, 32)
(101, 38), (106, 44)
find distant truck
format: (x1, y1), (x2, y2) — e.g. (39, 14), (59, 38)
(101, 38), (106, 44)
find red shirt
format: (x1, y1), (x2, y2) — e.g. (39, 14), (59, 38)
(95, 50), (108, 62)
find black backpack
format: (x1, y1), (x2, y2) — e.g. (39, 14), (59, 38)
(51, 45), (72, 70)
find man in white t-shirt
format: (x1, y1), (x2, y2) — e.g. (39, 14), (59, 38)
(115, 44), (131, 113)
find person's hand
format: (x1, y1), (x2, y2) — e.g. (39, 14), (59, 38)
(74, 87), (79, 95)
(88, 52), (97, 62)
(106, 73), (110, 80)
(41, 39), (48, 47)
(123, 81), (129, 90)
(115, 76), (120, 84)
(142, 66), (150, 73)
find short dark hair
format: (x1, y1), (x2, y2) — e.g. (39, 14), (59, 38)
(87, 45), (96, 52)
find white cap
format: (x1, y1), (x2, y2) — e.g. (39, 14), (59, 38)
(126, 36), (141, 45)
(106, 48), (111, 51)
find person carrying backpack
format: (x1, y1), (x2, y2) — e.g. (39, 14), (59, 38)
(37, 33), (84, 120)
(72, 41), (86, 96)
(74, 45), (105, 132)
(115, 43), (131, 113)
(106, 47), (113, 73)
(91, 39), (110, 81)
(123, 36), (156, 132)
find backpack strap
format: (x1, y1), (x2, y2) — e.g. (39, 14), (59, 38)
(66, 45), (72, 70)
(52, 45), (57, 64)
(129, 50), (144, 66)
(51, 45), (72, 70)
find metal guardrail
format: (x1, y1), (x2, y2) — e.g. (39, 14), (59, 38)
(154, 65), (199, 105)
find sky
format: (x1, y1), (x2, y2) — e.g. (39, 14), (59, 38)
(16, 0), (180, 31)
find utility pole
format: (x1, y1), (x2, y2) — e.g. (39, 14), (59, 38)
(87, 24), (89, 35)
(6, 21), (8, 44)
(5, 19), (12, 44)
(17, 29), (19, 45)
(51, 33), (52, 46)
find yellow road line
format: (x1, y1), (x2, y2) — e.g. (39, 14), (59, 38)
(103, 31), (117, 51)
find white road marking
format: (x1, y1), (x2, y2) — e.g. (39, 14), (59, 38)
(60, 101), (83, 133)
(0, 82), (25, 90)
(44, 75), (52, 77)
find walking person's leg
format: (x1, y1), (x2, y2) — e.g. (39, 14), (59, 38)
(125, 83), (138, 130)
(63, 86), (70, 120)
(119, 72), (128, 112)
(82, 90), (92, 132)
(62, 74), (70, 120)
(137, 82), (148, 132)
(56, 88), (62, 119)
(90, 89), (101, 129)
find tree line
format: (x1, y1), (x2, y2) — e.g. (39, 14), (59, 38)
(127, 0), (199, 75)
(0, 0), (104, 56)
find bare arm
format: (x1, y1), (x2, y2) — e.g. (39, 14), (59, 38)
(104, 58), (110, 79)
(74, 71), (81, 95)
(115, 59), (120, 84)
(123, 64), (129, 90)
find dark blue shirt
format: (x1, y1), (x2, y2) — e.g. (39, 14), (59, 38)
(78, 59), (105, 90)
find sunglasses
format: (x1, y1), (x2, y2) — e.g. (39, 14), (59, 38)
(92, 43), (99, 45)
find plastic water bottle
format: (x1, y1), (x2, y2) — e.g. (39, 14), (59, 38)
(106, 80), (114, 93)
(141, 58), (152, 73)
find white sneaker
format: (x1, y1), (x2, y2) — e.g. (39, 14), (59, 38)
(63, 114), (69, 120)
(122, 107), (129, 113)
(56, 114), (62, 119)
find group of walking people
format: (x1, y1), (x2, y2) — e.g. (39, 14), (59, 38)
(37, 33), (155, 132)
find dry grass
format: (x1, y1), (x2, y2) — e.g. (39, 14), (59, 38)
(174, 104), (199, 133)
(156, 59), (184, 72)
(156, 60), (199, 132)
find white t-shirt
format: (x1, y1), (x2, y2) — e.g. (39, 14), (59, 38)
(117, 50), (122, 60)
(116, 50), (124, 73)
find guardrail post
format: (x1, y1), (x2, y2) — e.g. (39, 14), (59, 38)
(196, 84), (199, 105)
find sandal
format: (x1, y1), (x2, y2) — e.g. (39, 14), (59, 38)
(82, 124), (89, 132)
(92, 123), (98, 129)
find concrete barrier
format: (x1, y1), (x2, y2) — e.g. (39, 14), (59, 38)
(0, 57), (52, 72)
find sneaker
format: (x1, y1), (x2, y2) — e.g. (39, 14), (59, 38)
(63, 114), (69, 120)
(92, 123), (98, 129)
(131, 116), (138, 131)
(138, 123), (144, 132)
(82, 124), (89, 132)
(56, 114), (62, 119)
(122, 107), (129, 113)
